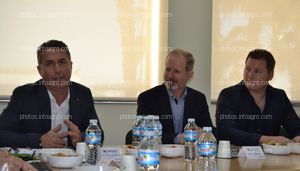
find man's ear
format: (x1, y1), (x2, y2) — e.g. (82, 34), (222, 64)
(188, 70), (194, 81)
(268, 70), (274, 81)
(37, 65), (43, 77)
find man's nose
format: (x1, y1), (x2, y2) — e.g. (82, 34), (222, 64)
(166, 71), (174, 79)
(53, 63), (62, 73)
(247, 71), (255, 79)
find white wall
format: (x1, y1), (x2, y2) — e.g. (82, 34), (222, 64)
(1, 0), (299, 145)
(94, 103), (136, 145)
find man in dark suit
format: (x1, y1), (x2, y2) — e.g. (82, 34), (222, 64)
(137, 49), (214, 144)
(0, 40), (103, 148)
(216, 49), (300, 146)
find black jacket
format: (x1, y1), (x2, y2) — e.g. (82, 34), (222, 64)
(137, 85), (215, 144)
(216, 81), (300, 146)
(0, 80), (103, 148)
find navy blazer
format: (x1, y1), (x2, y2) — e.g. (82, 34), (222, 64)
(137, 85), (214, 144)
(0, 80), (103, 148)
(216, 82), (300, 146)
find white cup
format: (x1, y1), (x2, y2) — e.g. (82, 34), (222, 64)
(121, 155), (138, 171)
(217, 140), (231, 158)
(217, 158), (231, 171)
(76, 142), (86, 162)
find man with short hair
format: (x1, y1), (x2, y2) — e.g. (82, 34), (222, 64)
(0, 40), (103, 148)
(216, 49), (300, 146)
(137, 49), (215, 144)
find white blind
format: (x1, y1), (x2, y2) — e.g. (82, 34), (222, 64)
(212, 0), (300, 102)
(0, 0), (168, 99)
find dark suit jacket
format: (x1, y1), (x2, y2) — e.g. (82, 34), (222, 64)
(216, 82), (300, 146)
(0, 80), (103, 148)
(137, 85), (214, 144)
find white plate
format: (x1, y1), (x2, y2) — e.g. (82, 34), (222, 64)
(262, 143), (290, 155)
(160, 144), (184, 158)
(74, 165), (120, 171)
(289, 143), (300, 154)
(47, 154), (83, 168)
(0, 148), (40, 156)
(124, 145), (138, 157)
(40, 148), (75, 162)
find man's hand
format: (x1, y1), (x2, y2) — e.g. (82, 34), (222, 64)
(64, 119), (83, 147)
(40, 124), (69, 148)
(259, 135), (293, 144)
(293, 136), (300, 143)
(179, 133), (184, 144)
(0, 151), (37, 171)
(4, 156), (37, 171)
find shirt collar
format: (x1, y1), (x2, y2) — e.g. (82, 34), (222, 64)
(47, 88), (70, 106)
(166, 86), (188, 100)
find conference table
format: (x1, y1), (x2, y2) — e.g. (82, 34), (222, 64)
(160, 154), (300, 171)
(45, 152), (300, 171)
(4, 146), (299, 171)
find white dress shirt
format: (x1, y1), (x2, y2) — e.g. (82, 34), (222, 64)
(47, 89), (70, 145)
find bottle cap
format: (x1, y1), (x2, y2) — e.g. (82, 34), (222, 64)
(89, 119), (98, 124)
(188, 118), (195, 122)
(203, 127), (212, 132)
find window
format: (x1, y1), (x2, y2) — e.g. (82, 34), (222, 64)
(0, 0), (168, 99)
(212, 0), (300, 102)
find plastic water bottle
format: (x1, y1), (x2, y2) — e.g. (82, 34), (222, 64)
(146, 115), (155, 138)
(140, 115), (154, 141)
(198, 157), (218, 171)
(184, 118), (199, 161)
(139, 116), (147, 142)
(85, 119), (102, 165)
(197, 127), (217, 159)
(138, 121), (160, 171)
(152, 115), (162, 144)
(132, 115), (143, 147)
(197, 127), (218, 171)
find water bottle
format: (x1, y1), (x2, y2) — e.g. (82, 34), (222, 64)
(132, 115), (143, 147)
(138, 121), (160, 171)
(197, 127), (217, 159)
(152, 115), (162, 144)
(184, 118), (199, 161)
(140, 115), (154, 141)
(85, 119), (102, 165)
(198, 157), (218, 171)
(197, 127), (217, 171)
(139, 116), (147, 142)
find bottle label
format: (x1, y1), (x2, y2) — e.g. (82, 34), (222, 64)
(85, 133), (101, 145)
(138, 149), (160, 166)
(198, 142), (217, 156)
(184, 130), (198, 141)
(132, 127), (140, 136)
(141, 128), (155, 138)
(153, 128), (162, 138)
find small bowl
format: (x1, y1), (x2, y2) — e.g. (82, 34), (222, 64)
(290, 143), (300, 154)
(41, 148), (75, 162)
(262, 143), (290, 155)
(47, 154), (83, 168)
(125, 145), (138, 157)
(160, 144), (184, 158)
